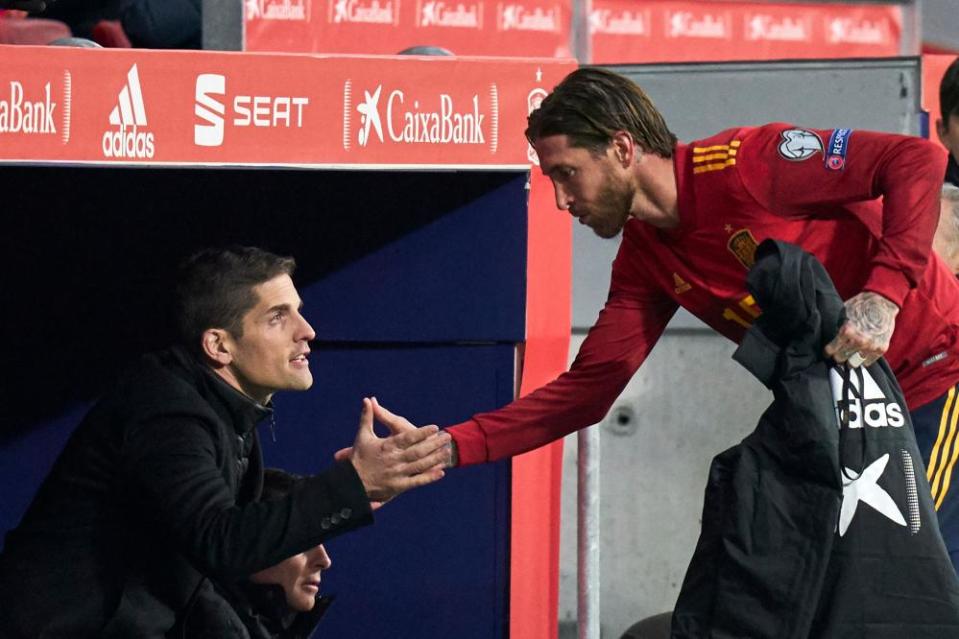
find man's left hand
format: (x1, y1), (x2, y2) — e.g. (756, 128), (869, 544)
(824, 291), (899, 367)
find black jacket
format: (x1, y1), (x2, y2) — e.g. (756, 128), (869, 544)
(672, 240), (959, 638)
(0, 347), (372, 638)
(178, 578), (331, 639)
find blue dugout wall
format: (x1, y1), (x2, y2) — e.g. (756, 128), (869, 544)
(0, 166), (528, 638)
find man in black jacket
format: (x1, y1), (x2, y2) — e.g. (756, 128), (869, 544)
(0, 246), (451, 638)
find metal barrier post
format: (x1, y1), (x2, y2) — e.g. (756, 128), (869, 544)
(578, 424), (601, 639)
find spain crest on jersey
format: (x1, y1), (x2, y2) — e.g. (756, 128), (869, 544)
(727, 228), (759, 270)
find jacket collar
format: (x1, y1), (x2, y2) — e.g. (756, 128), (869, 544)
(238, 581), (332, 638)
(170, 346), (273, 436)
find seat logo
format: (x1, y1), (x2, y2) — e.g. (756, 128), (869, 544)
(193, 74), (310, 148)
(195, 74), (226, 147)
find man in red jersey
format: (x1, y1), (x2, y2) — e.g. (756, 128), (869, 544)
(442, 67), (959, 571)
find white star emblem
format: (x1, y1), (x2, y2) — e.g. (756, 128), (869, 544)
(356, 86), (383, 147)
(837, 453), (906, 537)
(333, 0), (349, 22)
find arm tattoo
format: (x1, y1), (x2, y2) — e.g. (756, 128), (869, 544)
(845, 292), (897, 346)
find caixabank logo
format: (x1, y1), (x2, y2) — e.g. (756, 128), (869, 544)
(666, 9), (730, 39)
(0, 69), (72, 145)
(589, 7), (650, 36)
(826, 16), (890, 46)
(330, 0), (398, 25)
(342, 80), (499, 154)
(246, 0), (310, 21)
(101, 64), (154, 160)
(744, 12), (811, 42)
(417, 0), (482, 29)
(498, 3), (560, 33)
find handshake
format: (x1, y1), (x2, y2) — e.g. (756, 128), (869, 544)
(338, 397), (455, 508)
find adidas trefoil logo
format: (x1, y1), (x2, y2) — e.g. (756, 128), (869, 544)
(101, 64), (155, 159)
(673, 272), (691, 294)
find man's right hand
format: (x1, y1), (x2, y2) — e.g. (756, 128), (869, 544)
(348, 397), (450, 505)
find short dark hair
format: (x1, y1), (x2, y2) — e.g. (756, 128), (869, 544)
(941, 57), (959, 129)
(175, 246), (296, 354)
(525, 67), (677, 157)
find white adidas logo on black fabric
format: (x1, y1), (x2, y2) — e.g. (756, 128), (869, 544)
(101, 64), (155, 159)
(830, 366), (905, 429)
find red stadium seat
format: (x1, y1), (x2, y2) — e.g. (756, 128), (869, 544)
(0, 15), (70, 45)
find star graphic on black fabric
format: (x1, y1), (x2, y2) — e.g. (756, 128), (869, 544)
(837, 453), (906, 537)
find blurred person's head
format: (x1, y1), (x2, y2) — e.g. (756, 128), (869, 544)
(48, 36), (100, 47)
(397, 45), (453, 56)
(249, 471), (332, 612)
(937, 57), (959, 162)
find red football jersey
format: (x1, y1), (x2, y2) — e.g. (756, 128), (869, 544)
(450, 124), (956, 465)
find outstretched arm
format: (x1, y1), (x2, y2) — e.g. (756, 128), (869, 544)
(447, 240), (678, 466)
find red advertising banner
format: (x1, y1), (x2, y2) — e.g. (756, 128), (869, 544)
(244, 0), (902, 64)
(0, 45), (575, 168)
(589, 0), (902, 63)
(245, 0), (572, 57)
